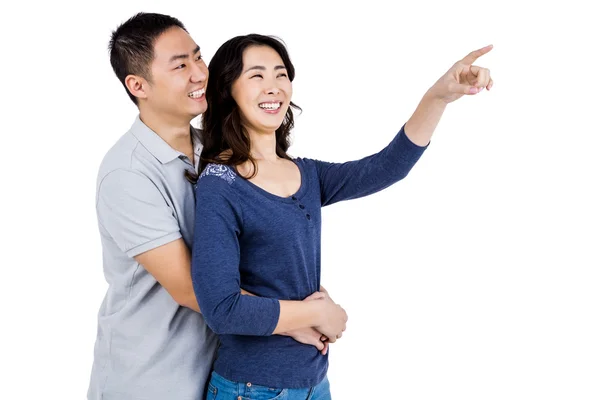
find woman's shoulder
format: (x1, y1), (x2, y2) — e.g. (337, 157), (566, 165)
(292, 156), (321, 174)
(199, 163), (238, 186)
(292, 156), (316, 167)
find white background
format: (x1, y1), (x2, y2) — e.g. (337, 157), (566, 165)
(2, 1), (599, 399)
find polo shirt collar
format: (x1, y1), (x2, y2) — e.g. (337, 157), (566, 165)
(131, 115), (197, 165)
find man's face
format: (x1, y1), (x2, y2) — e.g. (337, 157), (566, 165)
(143, 27), (208, 122)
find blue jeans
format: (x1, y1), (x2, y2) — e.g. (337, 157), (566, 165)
(206, 371), (331, 400)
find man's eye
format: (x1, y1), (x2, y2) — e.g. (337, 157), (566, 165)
(176, 64), (186, 70)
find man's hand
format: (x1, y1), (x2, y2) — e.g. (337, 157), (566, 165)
(315, 298), (346, 343)
(429, 44), (494, 104)
(282, 327), (329, 355)
(307, 287), (346, 342)
(305, 288), (347, 344)
(280, 287), (344, 354)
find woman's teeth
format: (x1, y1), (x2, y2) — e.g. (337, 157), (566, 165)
(259, 102), (281, 110)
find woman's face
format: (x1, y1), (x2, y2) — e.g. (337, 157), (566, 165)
(231, 45), (292, 135)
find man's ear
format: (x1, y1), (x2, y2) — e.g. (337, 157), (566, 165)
(125, 74), (149, 100)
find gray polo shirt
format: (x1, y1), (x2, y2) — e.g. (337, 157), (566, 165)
(88, 116), (218, 400)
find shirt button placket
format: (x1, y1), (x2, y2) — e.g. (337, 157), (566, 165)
(290, 196), (310, 220)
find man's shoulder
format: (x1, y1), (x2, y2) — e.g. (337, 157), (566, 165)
(96, 127), (153, 185)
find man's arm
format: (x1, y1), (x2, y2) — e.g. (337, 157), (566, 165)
(135, 239), (197, 310)
(129, 208), (343, 336)
(97, 168), (253, 315)
(134, 239), (253, 313)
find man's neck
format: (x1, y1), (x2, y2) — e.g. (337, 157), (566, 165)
(139, 109), (194, 160)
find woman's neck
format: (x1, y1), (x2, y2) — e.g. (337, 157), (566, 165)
(248, 129), (279, 162)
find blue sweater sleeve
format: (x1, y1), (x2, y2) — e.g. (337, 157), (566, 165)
(312, 125), (427, 206)
(191, 173), (280, 336)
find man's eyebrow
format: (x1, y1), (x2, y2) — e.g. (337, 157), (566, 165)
(169, 46), (201, 63)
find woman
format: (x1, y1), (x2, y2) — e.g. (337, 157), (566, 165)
(191, 34), (493, 399)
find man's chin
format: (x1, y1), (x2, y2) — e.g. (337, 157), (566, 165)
(186, 105), (206, 119)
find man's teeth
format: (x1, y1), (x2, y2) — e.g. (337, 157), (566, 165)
(188, 89), (205, 98)
(259, 102), (281, 110)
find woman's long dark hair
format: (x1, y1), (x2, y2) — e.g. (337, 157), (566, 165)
(187, 34), (301, 183)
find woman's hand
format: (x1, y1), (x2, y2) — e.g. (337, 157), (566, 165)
(428, 44), (494, 104)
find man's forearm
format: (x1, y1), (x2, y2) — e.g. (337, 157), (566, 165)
(181, 288), (257, 313)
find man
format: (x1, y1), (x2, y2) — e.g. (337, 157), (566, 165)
(88, 12), (346, 400)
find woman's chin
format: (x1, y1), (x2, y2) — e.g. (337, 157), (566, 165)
(250, 121), (285, 134)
